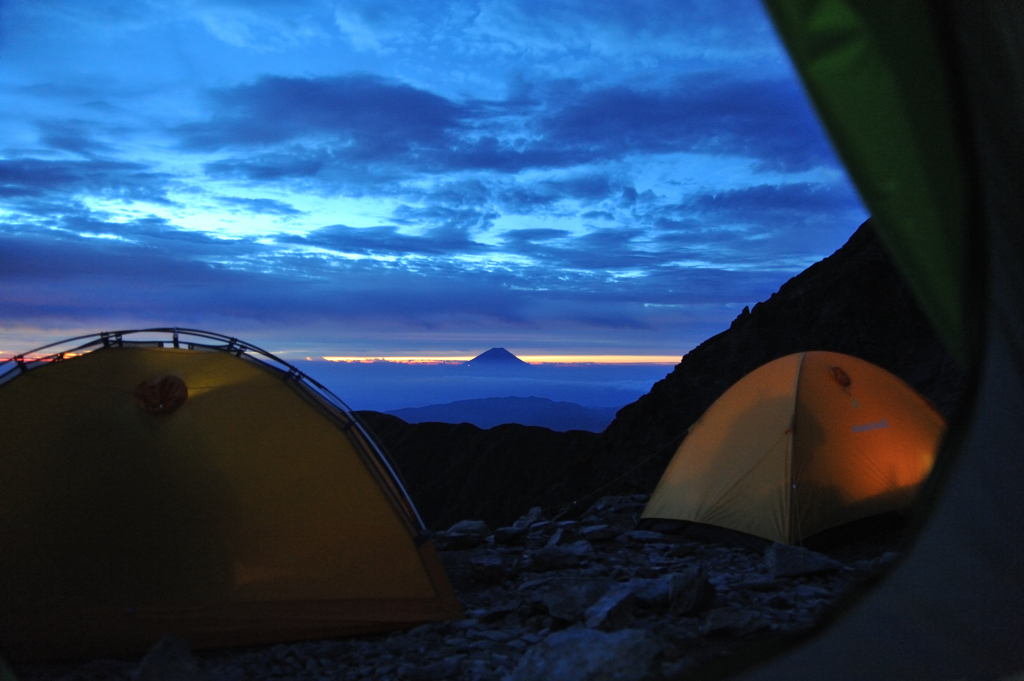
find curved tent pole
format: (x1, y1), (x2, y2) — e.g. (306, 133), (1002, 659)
(0, 327), (427, 533)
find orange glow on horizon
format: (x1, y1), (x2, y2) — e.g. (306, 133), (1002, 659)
(520, 355), (679, 364)
(320, 354), (679, 365)
(1, 352), (82, 362)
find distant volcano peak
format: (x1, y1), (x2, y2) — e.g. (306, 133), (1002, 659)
(466, 347), (529, 366)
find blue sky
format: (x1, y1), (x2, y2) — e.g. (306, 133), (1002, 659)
(0, 0), (867, 361)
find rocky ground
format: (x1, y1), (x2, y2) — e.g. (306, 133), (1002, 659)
(17, 495), (905, 681)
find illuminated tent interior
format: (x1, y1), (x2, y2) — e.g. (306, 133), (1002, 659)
(642, 351), (945, 545)
(0, 329), (462, 662)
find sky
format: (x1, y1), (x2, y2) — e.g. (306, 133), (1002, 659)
(0, 0), (868, 362)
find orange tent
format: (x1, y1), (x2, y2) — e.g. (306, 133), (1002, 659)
(642, 351), (945, 544)
(0, 329), (462, 662)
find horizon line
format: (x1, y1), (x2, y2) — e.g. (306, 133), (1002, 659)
(318, 354), (681, 365)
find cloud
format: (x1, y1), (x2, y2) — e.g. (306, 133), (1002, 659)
(279, 222), (488, 257)
(681, 182), (862, 219)
(216, 196), (304, 215)
(0, 157), (175, 210)
(650, 182), (864, 247)
(539, 74), (832, 172)
(195, 2), (333, 51)
(179, 74), (463, 152)
(34, 120), (116, 157)
(0, 204), (804, 356)
(0, 0), (868, 359)
(329, 0), (781, 73)
(501, 228), (572, 242)
(182, 70), (836, 199)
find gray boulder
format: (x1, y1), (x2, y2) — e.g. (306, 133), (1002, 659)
(701, 607), (771, 637)
(506, 628), (658, 681)
(623, 530), (666, 544)
(584, 585), (635, 631)
(134, 636), (205, 681)
(435, 519), (491, 550)
(469, 551), (507, 584)
(630, 564), (713, 615)
(579, 524), (618, 541)
(495, 525), (529, 544)
(400, 655), (463, 680)
(766, 543), (842, 578)
(513, 507), (545, 530)
(531, 546), (581, 572)
(536, 578), (614, 622)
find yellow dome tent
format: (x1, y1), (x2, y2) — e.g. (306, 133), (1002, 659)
(642, 351), (945, 544)
(0, 329), (462, 662)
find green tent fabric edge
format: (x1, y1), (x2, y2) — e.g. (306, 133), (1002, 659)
(704, 1), (1024, 679)
(763, 0), (971, 364)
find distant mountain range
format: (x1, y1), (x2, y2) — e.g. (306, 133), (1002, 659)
(386, 396), (617, 432)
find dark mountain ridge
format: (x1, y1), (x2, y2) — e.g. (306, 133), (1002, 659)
(356, 412), (598, 530)
(361, 220), (966, 530)
(543, 219), (965, 510)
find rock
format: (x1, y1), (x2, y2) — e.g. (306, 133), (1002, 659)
(479, 601), (520, 623)
(630, 578), (670, 608)
(701, 607), (771, 637)
(507, 628), (658, 681)
(68, 659), (137, 679)
(518, 577), (553, 592)
(469, 551), (507, 584)
(623, 530), (666, 544)
(447, 519), (491, 536)
(205, 665), (244, 681)
(434, 532), (485, 550)
(627, 565), (712, 616)
(563, 539), (596, 560)
(435, 519), (491, 550)
(628, 564), (712, 615)
(528, 520), (553, 534)
(667, 543), (697, 558)
(472, 629), (513, 642)
(794, 584), (830, 599)
(531, 546), (581, 572)
(766, 543), (842, 578)
(545, 528), (566, 547)
(513, 507), (545, 530)
(400, 655), (463, 680)
(536, 578), (614, 622)
(134, 636), (205, 681)
(732, 577), (781, 591)
(546, 526), (582, 547)
(584, 585), (635, 631)
(579, 524), (617, 541)
(495, 526), (529, 544)
(670, 564), (715, 615)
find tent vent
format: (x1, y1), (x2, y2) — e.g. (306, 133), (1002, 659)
(830, 366), (852, 388)
(133, 375), (188, 414)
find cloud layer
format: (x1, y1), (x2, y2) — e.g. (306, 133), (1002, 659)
(0, 0), (867, 358)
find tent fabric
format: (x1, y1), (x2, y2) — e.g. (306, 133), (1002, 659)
(735, 320), (1024, 680)
(762, 0), (971, 364)
(642, 352), (944, 545)
(728, 1), (1024, 678)
(0, 342), (462, 662)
